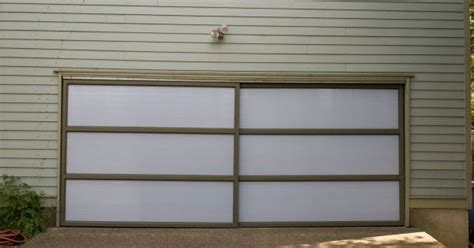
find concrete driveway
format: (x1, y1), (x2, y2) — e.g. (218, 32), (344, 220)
(23, 227), (444, 248)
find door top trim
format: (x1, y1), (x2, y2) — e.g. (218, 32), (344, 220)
(56, 69), (412, 84)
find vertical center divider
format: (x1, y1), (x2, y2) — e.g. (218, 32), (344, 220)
(233, 84), (240, 227)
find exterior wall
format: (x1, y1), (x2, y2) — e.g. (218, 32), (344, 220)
(410, 208), (468, 247)
(0, 0), (469, 209)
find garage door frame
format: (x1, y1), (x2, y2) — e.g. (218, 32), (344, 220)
(59, 75), (406, 228)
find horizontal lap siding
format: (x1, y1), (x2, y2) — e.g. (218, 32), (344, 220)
(0, 0), (467, 200)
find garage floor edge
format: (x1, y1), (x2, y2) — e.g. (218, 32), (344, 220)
(24, 227), (444, 248)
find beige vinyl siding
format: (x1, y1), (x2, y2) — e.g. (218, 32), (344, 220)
(0, 0), (468, 203)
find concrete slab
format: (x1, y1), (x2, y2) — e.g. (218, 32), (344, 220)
(24, 227), (444, 248)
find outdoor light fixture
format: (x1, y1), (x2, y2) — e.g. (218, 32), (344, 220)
(210, 25), (229, 40)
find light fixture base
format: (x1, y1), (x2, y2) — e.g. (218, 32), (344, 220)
(211, 25), (229, 40)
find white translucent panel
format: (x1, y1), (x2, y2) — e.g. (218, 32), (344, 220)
(67, 132), (233, 175)
(240, 135), (398, 175)
(68, 85), (234, 128)
(66, 180), (233, 222)
(240, 88), (398, 129)
(240, 181), (399, 222)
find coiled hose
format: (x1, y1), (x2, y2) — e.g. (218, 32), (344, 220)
(0, 230), (26, 246)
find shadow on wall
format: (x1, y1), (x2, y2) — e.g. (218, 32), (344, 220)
(470, 187), (474, 243)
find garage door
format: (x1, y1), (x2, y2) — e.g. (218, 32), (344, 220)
(61, 79), (404, 227)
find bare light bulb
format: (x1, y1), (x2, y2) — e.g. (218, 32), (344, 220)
(210, 30), (221, 40)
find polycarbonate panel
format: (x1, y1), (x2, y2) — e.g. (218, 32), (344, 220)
(65, 180), (233, 222)
(239, 181), (399, 222)
(240, 88), (398, 128)
(240, 135), (398, 175)
(67, 132), (233, 175)
(67, 85), (234, 128)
